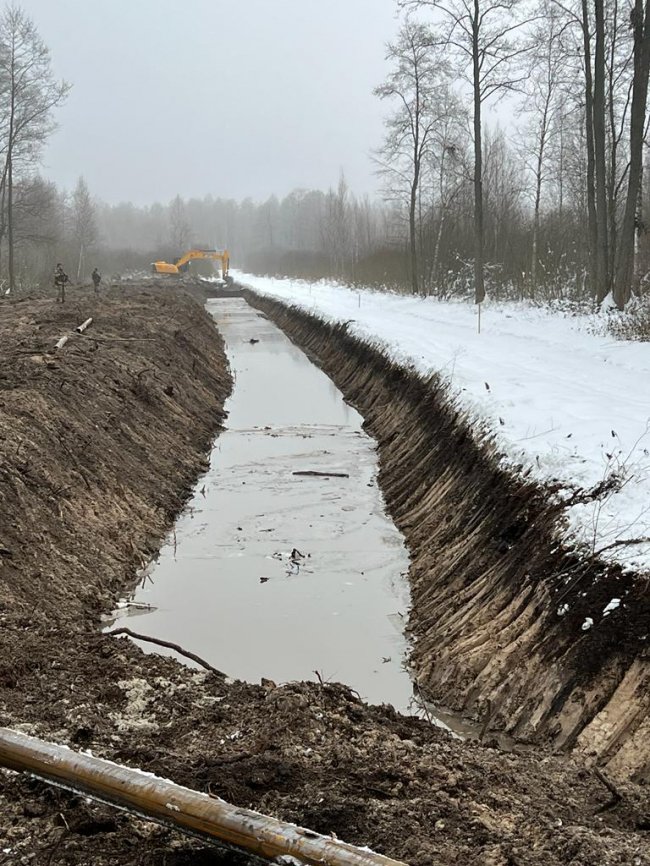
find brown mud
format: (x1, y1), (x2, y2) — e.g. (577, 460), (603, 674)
(0, 284), (648, 865)
(242, 291), (650, 783)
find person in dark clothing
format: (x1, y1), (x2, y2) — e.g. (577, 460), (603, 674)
(54, 263), (69, 303)
(91, 267), (101, 291)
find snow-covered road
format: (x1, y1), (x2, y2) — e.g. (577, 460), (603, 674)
(234, 271), (650, 573)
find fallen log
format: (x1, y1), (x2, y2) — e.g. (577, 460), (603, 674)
(0, 728), (407, 866)
(292, 470), (350, 478)
(53, 318), (94, 351)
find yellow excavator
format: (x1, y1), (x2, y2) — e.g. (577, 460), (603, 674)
(152, 248), (231, 283)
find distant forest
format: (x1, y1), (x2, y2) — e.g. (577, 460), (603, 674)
(3, 0), (650, 308)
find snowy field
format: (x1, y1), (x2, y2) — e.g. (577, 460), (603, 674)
(233, 271), (650, 574)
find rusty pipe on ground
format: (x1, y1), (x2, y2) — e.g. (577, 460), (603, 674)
(0, 727), (407, 866)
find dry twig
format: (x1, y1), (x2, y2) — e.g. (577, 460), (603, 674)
(107, 627), (226, 678)
(593, 767), (623, 813)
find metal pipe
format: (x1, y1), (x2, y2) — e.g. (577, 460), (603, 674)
(0, 727), (407, 866)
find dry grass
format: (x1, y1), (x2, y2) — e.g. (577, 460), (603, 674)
(607, 297), (650, 341)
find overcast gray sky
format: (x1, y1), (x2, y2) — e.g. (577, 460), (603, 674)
(20, 0), (402, 205)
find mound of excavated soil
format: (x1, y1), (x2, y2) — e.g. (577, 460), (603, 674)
(0, 286), (648, 865)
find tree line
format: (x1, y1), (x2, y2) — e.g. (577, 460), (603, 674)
(378, 0), (650, 309)
(3, 0), (650, 310)
(96, 0), (650, 309)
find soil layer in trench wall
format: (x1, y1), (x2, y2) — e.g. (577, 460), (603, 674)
(244, 289), (650, 782)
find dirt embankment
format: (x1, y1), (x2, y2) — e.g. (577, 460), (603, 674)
(244, 291), (650, 783)
(0, 285), (648, 866)
(0, 287), (231, 625)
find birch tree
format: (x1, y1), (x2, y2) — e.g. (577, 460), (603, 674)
(70, 176), (96, 280)
(0, 4), (69, 290)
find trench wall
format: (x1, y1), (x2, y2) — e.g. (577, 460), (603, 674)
(0, 289), (232, 627)
(244, 289), (650, 782)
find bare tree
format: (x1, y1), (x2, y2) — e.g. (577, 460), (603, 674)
(0, 4), (69, 290)
(518, 0), (564, 296)
(256, 194), (279, 249)
(593, 0), (611, 301)
(13, 174), (57, 242)
(427, 100), (471, 289)
(604, 0), (631, 279)
(552, 0), (638, 303)
(168, 193), (190, 252)
(321, 172), (351, 277)
(400, 0), (531, 303)
(613, 0), (650, 307)
(12, 173), (58, 284)
(483, 127), (525, 266)
(374, 20), (445, 293)
(70, 175), (96, 280)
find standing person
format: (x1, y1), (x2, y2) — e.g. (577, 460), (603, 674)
(54, 263), (69, 303)
(91, 267), (101, 292)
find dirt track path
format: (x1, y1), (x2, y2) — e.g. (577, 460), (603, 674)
(0, 285), (648, 865)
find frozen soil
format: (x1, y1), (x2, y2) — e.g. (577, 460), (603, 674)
(0, 284), (648, 865)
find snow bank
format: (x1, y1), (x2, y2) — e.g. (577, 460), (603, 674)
(233, 271), (650, 573)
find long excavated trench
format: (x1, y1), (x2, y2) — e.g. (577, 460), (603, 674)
(232, 287), (650, 782)
(111, 298), (415, 712)
(2, 285), (649, 865)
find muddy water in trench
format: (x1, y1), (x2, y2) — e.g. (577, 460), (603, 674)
(110, 298), (417, 711)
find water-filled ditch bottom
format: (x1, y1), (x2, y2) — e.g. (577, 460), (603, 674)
(108, 299), (420, 711)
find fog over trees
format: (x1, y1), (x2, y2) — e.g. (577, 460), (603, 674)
(1, 0), (650, 309)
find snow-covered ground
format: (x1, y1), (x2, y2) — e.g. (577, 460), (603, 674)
(233, 271), (650, 574)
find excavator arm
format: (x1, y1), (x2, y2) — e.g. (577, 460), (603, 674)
(152, 249), (230, 280)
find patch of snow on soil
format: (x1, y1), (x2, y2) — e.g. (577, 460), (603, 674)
(108, 678), (158, 732)
(234, 272), (650, 574)
(603, 597), (621, 615)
